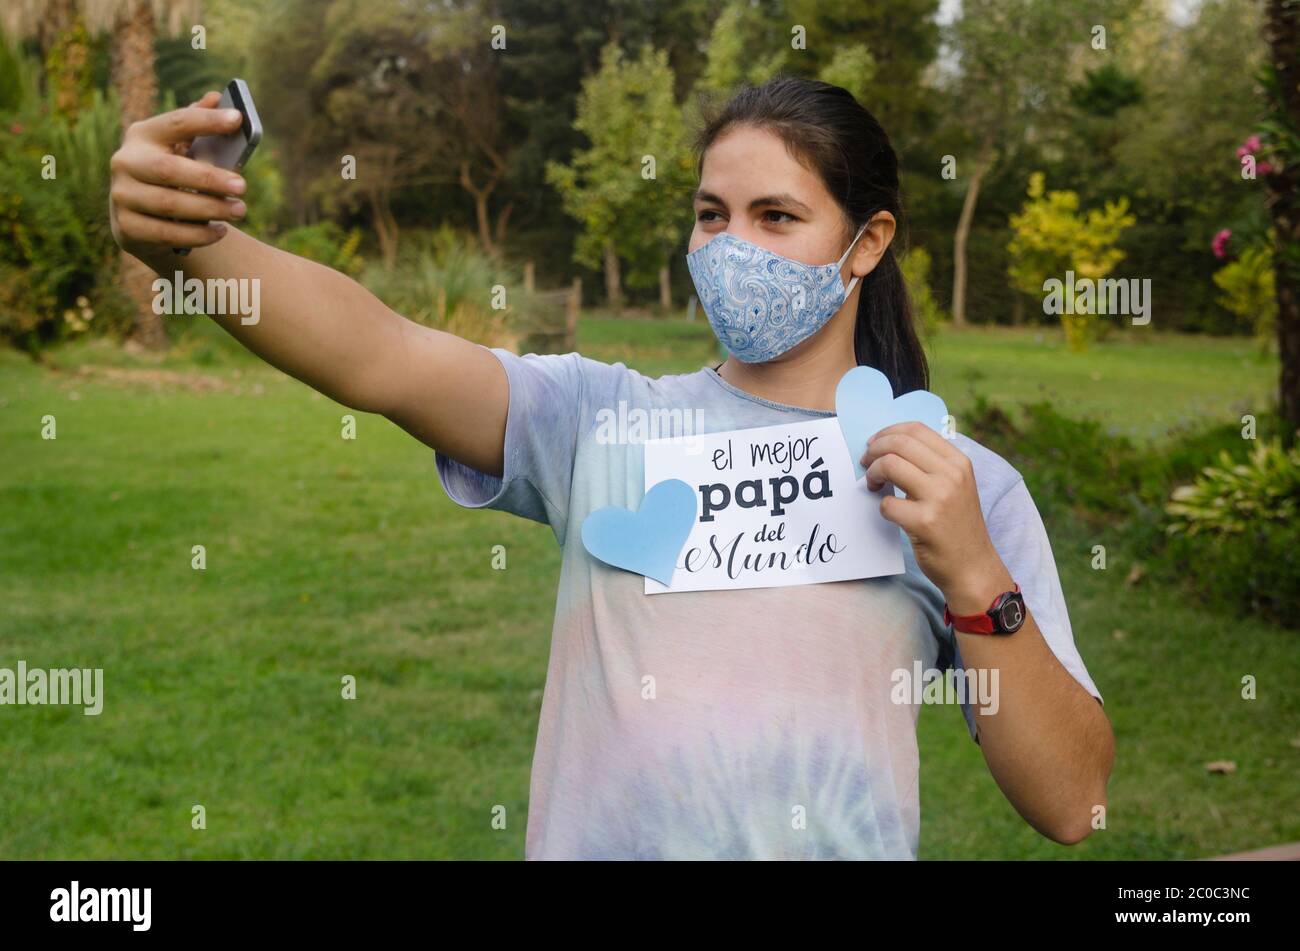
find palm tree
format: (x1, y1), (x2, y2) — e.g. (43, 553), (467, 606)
(3, 0), (202, 349)
(1, 0), (88, 117)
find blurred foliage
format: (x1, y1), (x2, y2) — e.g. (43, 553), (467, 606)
(696, 0), (790, 95)
(815, 43), (876, 106)
(1166, 438), (1300, 537)
(1213, 243), (1277, 347)
(0, 0), (1287, 344)
(0, 27), (131, 348)
(1069, 62), (1143, 119)
(1164, 439), (1300, 625)
(966, 396), (1153, 520)
(899, 245), (944, 341)
(965, 391), (1299, 628)
(153, 34), (231, 110)
(276, 222), (364, 277)
(547, 42), (694, 293)
(1007, 172), (1136, 351)
(359, 225), (548, 349)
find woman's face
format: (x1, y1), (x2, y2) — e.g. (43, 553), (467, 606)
(690, 124), (852, 264)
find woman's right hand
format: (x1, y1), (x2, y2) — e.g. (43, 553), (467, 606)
(107, 93), (510, 477)
(109, 91), (251, 261)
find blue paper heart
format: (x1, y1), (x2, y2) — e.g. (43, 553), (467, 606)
(580, 478), (697, 586)
(835, 366), (949, 480)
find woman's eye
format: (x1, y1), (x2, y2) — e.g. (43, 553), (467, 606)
(697, 209), (723, 222)
(763, 210), (796, 224)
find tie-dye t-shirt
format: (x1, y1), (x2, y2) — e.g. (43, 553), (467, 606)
(435, 348), (1104, 860)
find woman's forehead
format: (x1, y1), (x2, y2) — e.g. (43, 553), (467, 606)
(697, 125), (830, 209)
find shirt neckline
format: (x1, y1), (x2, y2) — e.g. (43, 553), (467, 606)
(702, 366), (836, 418)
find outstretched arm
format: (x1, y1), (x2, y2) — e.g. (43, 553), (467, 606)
(109, 93), (509, 477)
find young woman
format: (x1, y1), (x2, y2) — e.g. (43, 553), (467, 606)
(109, 76), (1113, 860)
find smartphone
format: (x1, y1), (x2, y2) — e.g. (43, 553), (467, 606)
(174, 78), (262, 255)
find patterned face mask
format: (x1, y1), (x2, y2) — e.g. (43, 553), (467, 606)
(686, 223), (868, 363)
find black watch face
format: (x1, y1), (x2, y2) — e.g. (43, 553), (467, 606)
(997, 594), (1026, 633)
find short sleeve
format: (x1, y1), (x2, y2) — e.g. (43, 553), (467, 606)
(435, 348), (587, 545)
(930, 465), (1104, 744)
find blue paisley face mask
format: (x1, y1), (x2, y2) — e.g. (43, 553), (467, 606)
(686, 223), (868, 363)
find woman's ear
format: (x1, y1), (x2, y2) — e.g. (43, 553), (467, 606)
(850, 211), (897, 279)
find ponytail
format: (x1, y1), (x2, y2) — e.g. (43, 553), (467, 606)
(854, 245), (929, 394)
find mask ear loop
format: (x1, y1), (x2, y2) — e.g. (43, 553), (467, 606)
(838, 221), (870, 295)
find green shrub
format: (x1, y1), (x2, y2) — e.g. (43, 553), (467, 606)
(1155, 415), (1285, 481)
(0, 22), (132, 350)
(0, 24), (31, 112)
(963, 395), (1150, 523)
(1212, 243), (1276, 349)
(1160, 435), (1300, 615)
(0, 86), (131, 347)
(1165, 438), (1300, 537)
(360, 227), (515, 348)
(1161, 437), (1300, 618)
(359, 226), (566, 351)
(1164, 521), (1299, 629)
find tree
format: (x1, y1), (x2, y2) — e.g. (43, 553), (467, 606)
(423, 2), (514, 261)
(786, 0), (940, 151)
(0, 0), (90, 117)
(496, 0), (694, 278)
(816, 43), (877, 106)
(547, 43), (693, 311)
(258, 0), (519, 266)
(1261, 0), (1300, 434)
(304, 0), (445, 268)
(942, 0), (1130, 325)
(1108, 0), (1266, 234)
(695, 0), (927, 143)
(695, 0), (790, 97)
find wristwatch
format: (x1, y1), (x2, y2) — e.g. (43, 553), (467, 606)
(943, 583), (1026, 635)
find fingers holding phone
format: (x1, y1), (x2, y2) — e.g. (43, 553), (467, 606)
(170, 91), (223, 156)
(172, 80), (261, 254)
(108, 81), (257, 261)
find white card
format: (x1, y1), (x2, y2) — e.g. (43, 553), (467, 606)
(643, 417), (904, 593)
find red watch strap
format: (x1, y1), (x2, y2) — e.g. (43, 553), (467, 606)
(944, 583), (1020, 635)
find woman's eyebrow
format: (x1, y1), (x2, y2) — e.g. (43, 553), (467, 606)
(693, 190), (813, 216)
(750, 193), (813, 215)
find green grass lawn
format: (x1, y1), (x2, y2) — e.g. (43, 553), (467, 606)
(579, 313), (1278, 442)
(1, 317), (1295, 859)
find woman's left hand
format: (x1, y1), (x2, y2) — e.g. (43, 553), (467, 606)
(861, 422), (1014, 616)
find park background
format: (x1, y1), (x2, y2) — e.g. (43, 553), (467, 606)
(1, 0), (1298, 859)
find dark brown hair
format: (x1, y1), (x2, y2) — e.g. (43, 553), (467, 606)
(695, 76), (928, 394)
